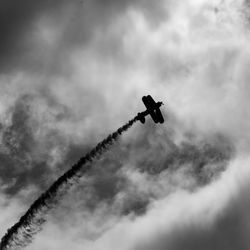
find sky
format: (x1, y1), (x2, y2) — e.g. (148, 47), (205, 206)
(1, 0), (250, 249)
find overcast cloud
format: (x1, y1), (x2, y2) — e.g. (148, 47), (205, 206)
(1, 0), (250, 249)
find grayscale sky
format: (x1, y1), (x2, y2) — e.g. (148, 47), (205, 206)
(0, 0), (250, 249)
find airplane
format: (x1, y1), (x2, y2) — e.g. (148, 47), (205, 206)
(137, 95), (164, 124)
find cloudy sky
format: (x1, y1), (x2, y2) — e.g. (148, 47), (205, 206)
(1, 0), (250, 249)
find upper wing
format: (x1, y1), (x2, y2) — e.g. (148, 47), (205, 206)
(142, 95), (156, 110)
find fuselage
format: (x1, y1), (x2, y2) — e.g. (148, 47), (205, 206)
(137, 101), (163, 120)
(141, 101), (163, 116)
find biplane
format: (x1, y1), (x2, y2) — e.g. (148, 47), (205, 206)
(137, 95), (164, 124)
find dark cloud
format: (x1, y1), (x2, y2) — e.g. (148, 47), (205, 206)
(0, 0), (169, 73)
(127, 121), (234, 183)
(0, 94), (70, 195)
(0, 0), (66, 72)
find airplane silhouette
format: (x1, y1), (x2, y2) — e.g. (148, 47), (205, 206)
(137, 95), (164, 124)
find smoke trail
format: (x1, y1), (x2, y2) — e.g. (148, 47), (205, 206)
(0, 116), (139, 250)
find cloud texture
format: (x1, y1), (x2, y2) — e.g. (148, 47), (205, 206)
(1, 0), (250, 249)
